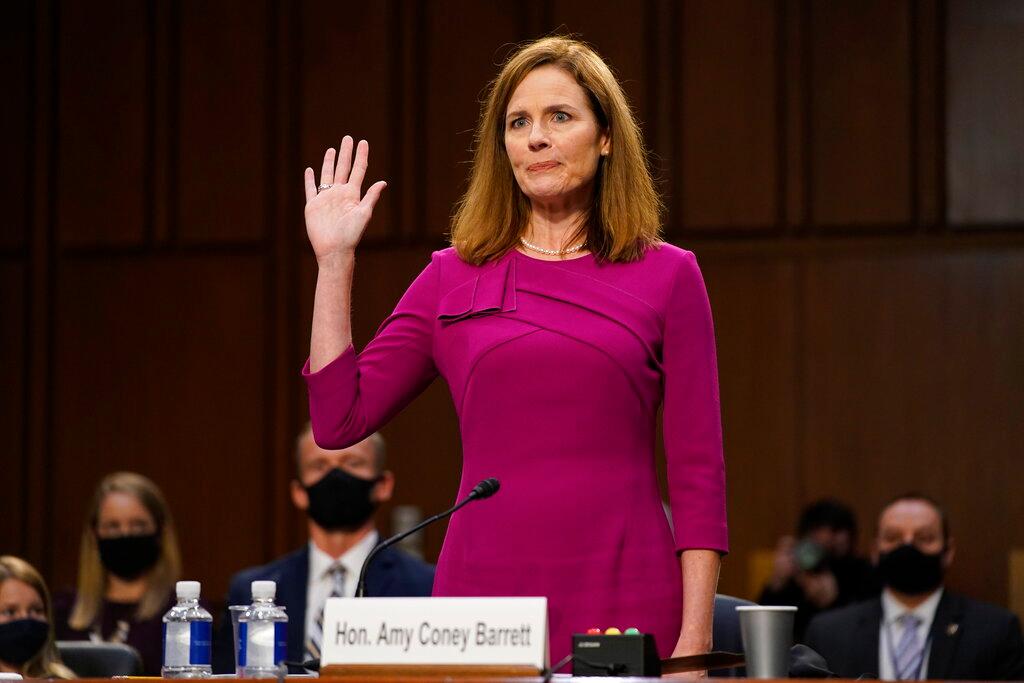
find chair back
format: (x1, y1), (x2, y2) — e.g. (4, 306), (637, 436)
(56, 641), (144, 677)
(709, 593), (755, 678)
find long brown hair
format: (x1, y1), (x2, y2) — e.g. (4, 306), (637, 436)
(451, 36), (662, 264)
(68, 472), (182, 630)
(0, 556), (76, 679)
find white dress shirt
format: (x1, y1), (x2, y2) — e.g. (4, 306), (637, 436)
(878, 587), (944, 680)
(304, 531), (379, 644)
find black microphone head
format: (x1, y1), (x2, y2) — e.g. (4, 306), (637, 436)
(470, 477), (500, 499)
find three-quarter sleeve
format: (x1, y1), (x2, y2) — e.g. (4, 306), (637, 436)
(302, 253), (440, 449)
(662, 251), (729, 554)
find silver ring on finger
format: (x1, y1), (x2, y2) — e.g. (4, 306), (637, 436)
(317, 183), (333, 193)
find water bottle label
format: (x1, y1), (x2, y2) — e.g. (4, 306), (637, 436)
(163, 622), (189, 667)
(273, 621), (287, 664)
(189, 621), (212, 665)
(238, 622), (248, 667)
(164, 621), (212, 667)
(240, 621), (287, 668)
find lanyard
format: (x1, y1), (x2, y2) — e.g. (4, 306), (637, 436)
(884, 619), (931, 681)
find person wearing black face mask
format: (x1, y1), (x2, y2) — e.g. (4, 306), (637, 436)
(53, 472), (188, 675)
(805, 494), (1024, 679)
(0, 556), (75, 679)
(213, 427), (434, 674)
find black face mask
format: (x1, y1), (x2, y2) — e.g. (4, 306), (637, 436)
(877, 543), (946, 595)
(305, 468), (381, 531)
(97, 532), (161, 580)
(0, 618), (49, 666)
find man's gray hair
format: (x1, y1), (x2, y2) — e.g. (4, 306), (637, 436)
(294, 423), (387, 477)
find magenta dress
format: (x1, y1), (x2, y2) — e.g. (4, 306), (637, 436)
(303, 244), (728, 664)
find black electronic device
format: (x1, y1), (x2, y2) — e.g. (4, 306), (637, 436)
(571, 633), (660, 677)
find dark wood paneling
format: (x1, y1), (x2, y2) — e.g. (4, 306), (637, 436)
(678, 0), (778, 230)
(809, 1), (912, 227)
(946, 0), (1024, 225)
(0, 1), (31, 249)
(914, 0), (940, 228)
(56, 0), (148, 247)
(699, 254), (800, 598)
(800, 248), (1024, 604)
(0, 264), (27, 548)
(299, 2), (396, 243)
(22, 0), (58, 573)
(421, 2), (527, 240)
(177, 0), (268, 243)
(783, 0), (806, 229)
(547, 0), (650, 130)
(50, 255), (267, 596)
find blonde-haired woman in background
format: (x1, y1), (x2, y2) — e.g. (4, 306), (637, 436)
(0, 556), (75, 679)
(301, 36), (727, 667)
(53, 472), (182, 675)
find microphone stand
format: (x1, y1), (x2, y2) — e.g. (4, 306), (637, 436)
(355, 479), (499, 598)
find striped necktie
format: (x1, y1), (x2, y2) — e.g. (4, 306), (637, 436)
(305, 563), (346, 663)
(893, 613), (924, 680)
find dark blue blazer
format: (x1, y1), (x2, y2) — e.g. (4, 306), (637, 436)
(213, 543), (434, 673)
(804, 591), (1024, 679)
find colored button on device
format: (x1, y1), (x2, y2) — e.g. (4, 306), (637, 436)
(586, 628), (602, 635)
(604, 627), (622, 635)
(624, 627), (640, 635)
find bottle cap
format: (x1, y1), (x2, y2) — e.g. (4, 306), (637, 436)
(251, 580), (276, 600)
(176, 581), (201, 600)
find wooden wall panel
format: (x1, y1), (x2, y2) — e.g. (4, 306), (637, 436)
(0, 264), (27, 548)
(678, 0), (778, 230)
(421, 2), (527, 240)
(299, 2), (396, 243)
(809, 1), (912, 227)
(0, 1), (31, 249)
(547, 0), (650, 129)
(800, 248), (1024, 604)
(49, 256), (267, 596)
(946, 0), (1024, 225)
(56, 0), (148, 247)
(698, 254), (800, 598)
(177, 0), (268, 243)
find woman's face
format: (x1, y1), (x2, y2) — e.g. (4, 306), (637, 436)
(96, 492), (157, 539)
(504, 65), (610, 209)
(0, 579), (45, 624)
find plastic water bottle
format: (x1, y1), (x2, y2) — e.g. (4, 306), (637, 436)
(238, 580), (288, 678)
(161, 581), (213, 678)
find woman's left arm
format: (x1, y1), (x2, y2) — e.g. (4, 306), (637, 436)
(661, 250), (729, 665)
(673, 549), (722, 656)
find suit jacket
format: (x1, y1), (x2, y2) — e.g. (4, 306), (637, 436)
(213, 543), (434, 673)
(804, 591), (1024, 679)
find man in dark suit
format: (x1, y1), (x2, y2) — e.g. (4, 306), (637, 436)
(805, 493), (1024, 679)
(213, 427), (434, 673)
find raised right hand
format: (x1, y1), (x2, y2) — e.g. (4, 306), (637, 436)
(303, 136), (387, 264)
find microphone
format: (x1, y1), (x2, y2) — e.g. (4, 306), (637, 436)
(355, 477), (500, 598)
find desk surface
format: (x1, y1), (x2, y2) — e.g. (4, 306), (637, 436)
(46, 675), (1024, 679)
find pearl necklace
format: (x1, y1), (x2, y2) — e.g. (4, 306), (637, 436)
(519, 236), (587, 256)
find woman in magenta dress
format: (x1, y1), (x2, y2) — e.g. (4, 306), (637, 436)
(300, 37), (727, 668)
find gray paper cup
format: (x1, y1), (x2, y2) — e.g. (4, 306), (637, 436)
(736, 605), (797, 678)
